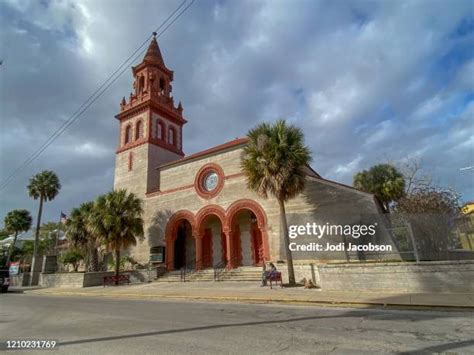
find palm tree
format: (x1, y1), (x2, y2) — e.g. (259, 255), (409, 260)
(27, 170), (61, 284)
(65, 202), (100, 272)
(353, 164), (405, 212)
(242, 119), (311, 286)
(89, 189), (144, 284)
(4, 209), (32, 265)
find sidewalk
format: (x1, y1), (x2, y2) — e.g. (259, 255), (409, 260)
(18, 281), (474, 309)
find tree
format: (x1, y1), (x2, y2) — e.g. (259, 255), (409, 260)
(395, 185), (460, 260)
(397, 157), (432, 194)
(27, 170), (61, 284)
(353, 164), (405, 212)
(4, 209), (32, 265)
(66, 202), (100, 272)
(37, 222), (62, 256)
(61, 248), (83, 272)
(242, 119), (311, 286)
(89, 189), (144, 284)
(0, 229), (10, 241)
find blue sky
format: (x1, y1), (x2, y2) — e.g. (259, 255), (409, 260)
(0, 0), (473, 225)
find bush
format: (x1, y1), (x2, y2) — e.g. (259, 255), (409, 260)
(61, 249), (83, 272)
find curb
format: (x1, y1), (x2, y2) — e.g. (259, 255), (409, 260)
(23, 290), (474, 311)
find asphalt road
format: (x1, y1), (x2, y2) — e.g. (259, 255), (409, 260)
(1, 293), (473, 354)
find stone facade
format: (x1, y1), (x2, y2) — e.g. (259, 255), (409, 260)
(113, 36), (396, 272)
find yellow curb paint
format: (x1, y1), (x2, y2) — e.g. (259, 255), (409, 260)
(25, 290), (473, 310)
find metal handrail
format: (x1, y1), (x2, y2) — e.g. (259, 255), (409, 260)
(180, 258), (202, 282)
(213, 261), (227, 281)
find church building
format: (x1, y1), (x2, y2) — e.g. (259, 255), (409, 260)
(113, 35), (395, 276)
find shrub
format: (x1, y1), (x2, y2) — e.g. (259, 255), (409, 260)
(61, 249), (83, 272)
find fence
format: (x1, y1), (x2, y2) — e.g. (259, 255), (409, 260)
(355, 213), (474, 262)
(286, 212), (474, 263)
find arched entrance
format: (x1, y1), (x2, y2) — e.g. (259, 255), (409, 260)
(164, 201), (268, 271)
(165, 210), (196, 271)
(195, 206), (227, 270)
(173, 220), (194, 270)
(226, 200), (269, 268)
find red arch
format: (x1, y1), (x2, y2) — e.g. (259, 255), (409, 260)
(165, 210), (196, 271)
(165, 210), (196, 242)
(226, 199), (267, 231)
(195, 205), (227, 235)
(226, 199), (269, 262)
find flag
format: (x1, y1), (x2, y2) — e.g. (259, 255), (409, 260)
(60, 211), (68, 224)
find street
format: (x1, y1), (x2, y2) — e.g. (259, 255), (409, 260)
(1, 293), (473, 354)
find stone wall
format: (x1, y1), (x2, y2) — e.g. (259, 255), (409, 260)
(39, 270), (153, 288)
(83, 272), (114, 287)
(316, 261), (474, 293)
(9, 274), (27, 287)
(274, 261), (474, 293)
(40, 273), (85, 288)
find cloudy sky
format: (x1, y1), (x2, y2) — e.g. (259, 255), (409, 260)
(0, 0), (473, 226)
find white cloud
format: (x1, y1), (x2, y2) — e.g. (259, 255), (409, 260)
(0, 0), (473, 225)
(73, 142), (110, 158)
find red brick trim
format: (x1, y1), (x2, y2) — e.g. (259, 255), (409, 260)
(194, 163), (225, 199)
(149, 137), (184, 155)
(195, 205), (227, 234)
(163, 199), (270, 270)
(116, 138), (148, 153)
(128, 151), (133, 171)
(116, 104), (149, 121)
(116, 136), (184, 155)
(225, 172), (245, 180)
(159, 138), (249, 169)
(116, 100), (186, 125)
(164, 210), (196, 271)
(146, 183), (194, 197)
(145, 170), (241, 197)
(226, 199), (269, 261)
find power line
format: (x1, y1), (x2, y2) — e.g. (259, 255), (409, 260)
(0, 0), (192, 190)
(0, 0), (195, 191)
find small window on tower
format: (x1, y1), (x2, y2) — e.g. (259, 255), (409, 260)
(124, 125), (132, 145)
(168, 127), (175, 146)
(139, 76), (145, 94)
(157, 121), (163, 140)
(135, 120), (143, 140)
(159, 78), (165, 92)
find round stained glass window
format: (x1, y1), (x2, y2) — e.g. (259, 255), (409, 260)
(203, 171), (219, 191)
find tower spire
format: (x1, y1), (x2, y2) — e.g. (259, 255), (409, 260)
(143, 33), (165, 66)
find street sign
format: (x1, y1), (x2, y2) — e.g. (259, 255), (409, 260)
(9, 262), (19, 275)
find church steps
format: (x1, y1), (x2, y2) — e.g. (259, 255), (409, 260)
(154, 266), (263, 282)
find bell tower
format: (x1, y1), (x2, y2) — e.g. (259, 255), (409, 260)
(114, 33), (186, 196)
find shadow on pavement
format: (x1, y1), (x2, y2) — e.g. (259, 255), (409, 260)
(57, 307), (472, 351)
